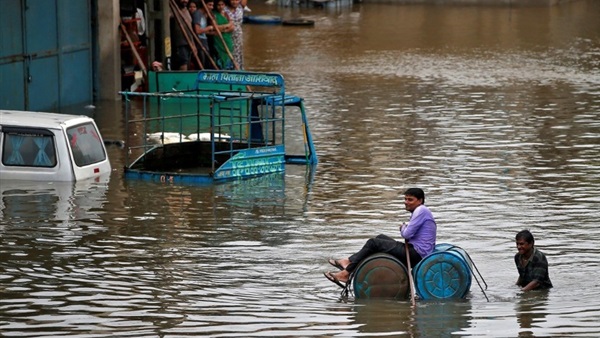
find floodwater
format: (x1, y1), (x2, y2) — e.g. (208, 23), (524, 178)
(2, 0), (600, 336)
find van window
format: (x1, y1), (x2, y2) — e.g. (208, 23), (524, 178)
(66, 122), (107, 167)
(1, 127), (57, 167)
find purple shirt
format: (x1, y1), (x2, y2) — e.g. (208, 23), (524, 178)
(400, 204), (437, 258)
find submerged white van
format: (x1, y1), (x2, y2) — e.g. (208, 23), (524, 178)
(0, 110), (111, 181)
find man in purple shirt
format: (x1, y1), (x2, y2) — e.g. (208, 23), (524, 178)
(324, 188), (437, 288)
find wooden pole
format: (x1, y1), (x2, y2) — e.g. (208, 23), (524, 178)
(160, 0), (172, 70)
(190, 18), (219, 69)
(120, 21), (148, 80)
(405, 242), (417, 307)
(198, 0), (239, 70)
(170, 0), (218, 69)
(168, 0), (203, 69)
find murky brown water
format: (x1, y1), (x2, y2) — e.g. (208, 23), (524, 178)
(2, 0), (600, 336)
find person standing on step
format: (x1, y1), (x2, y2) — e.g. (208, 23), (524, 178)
(191, 0), (215, 69)
(514, 230), (553, 291)
(224, 0), (245, 69)
(324, 188), (437, 288)
(170, 0), (193, 70)
(208, 0), (235, 70)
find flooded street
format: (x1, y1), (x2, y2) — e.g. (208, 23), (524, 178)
(2, 0), (600, 336)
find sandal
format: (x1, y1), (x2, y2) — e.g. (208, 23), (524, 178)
(328, 258), (344, 271)
(324, 271), (347, 289)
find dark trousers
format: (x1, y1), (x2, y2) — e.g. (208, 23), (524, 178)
(347, 234), (422, 273)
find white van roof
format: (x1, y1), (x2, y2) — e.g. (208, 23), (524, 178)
(0, 110), (93, 129)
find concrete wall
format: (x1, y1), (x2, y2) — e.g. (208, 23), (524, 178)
(97, 0), (121, 101)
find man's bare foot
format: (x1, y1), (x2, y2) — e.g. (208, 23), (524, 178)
(338, 258), (350, 270)
(324, 270), (349, 288)
(331, 270), (349, 283)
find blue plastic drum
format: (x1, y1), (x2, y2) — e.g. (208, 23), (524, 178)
(352, 253), (410, 300)
(412, 243), (472, 300)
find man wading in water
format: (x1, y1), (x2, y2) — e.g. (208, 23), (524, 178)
(515, 230), (553, 291)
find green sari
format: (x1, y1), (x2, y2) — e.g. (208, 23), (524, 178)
(212, 11), (234, 69)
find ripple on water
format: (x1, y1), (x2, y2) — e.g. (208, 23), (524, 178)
(3, 3), (600, 336)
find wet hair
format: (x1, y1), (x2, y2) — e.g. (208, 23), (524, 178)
(516, 230), (535, 244)
(404, 188), (425, 204)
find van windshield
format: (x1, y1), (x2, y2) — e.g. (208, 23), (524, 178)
(66, 123), (107, 167)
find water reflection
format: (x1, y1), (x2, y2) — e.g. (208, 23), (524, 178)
(120, 164), (314, 215)
(353, 299), (472, 337)
(0, 175), (109, 223)
(0, 176), (111, 336)
(515, 291), (550, 337)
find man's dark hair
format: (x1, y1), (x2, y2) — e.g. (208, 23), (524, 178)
(516, 230), (535, 244)
(404, 188), (425, 204)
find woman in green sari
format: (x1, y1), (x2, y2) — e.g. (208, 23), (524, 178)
(209, 0), (235, 70)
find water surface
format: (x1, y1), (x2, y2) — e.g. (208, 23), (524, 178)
(2, 1), (600, 336)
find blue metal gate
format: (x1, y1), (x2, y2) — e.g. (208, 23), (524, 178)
(0, 0), (93, 111)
